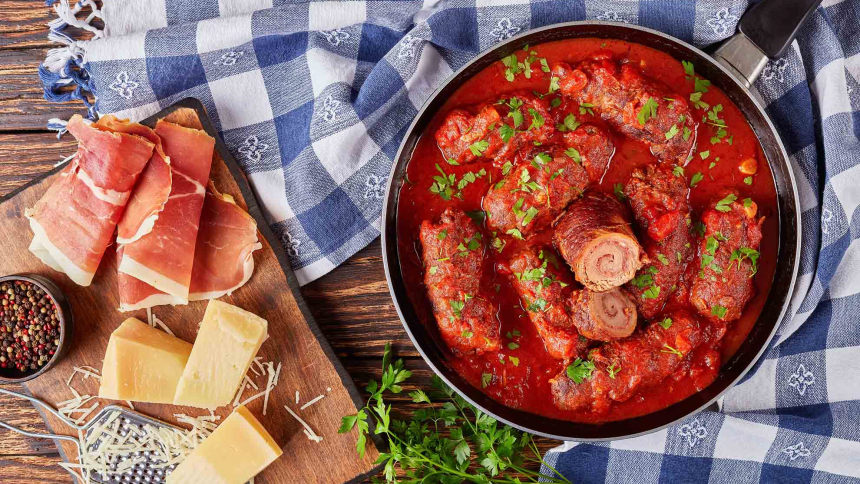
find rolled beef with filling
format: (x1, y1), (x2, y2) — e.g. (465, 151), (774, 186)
(434, 92), (554, 165)
(569, 287), (637, 342)
(553, 192), (644, 291)
(506, 247), (588, 360)
(550, 310), (710, 414)
(563, 123), (616, 183)
(483, 146), (588, 238)
(690, 194), (764, 323)
(419, 208), (501, 355)
(624, 165), (695, 319)
(552, 55), (696, 164)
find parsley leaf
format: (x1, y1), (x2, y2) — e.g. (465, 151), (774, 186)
(630, 273), (654, 288)
(501, 53), (521, 82)
(661, 344), (684, 357)
(744, 176), (753, 185)
(673, 165), (685, 177)
(715, 193), (737, 212)
(607, 362), (621, 379)
(690, 172), (704, 188)
(461, 330), (473, 338)
(469, 140), (490, 157)
(501, 161), (514, 176)
(642, 285), (661, 299)
(665, 124), (680, 140)
(743, 197), (753, 208)
(507, 342), (520, 350)
(682, 60), (695, 78)
(637, 97), (658, 125)
(566, 358), (596, 384)
(499, 123), (515, 143)
(614, 183), (626, 201)
(579, 102), (595, 115)
(506, 228), (524, 240)
(481, 372), (493, 388)
(658, 317), (673, 329)
(711, 304), (728, 319)
(509, 356), (520, 367)
(565, 147), (581, 164)
(689, 91), (709, 110)
(656, 253), (670, 266)
(527, 108), (545, 131)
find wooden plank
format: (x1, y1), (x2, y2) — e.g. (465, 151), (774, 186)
(0, 455), (70, 483)
(0, 49), (89, 131)
(0, 383), (59, 455)
(0, 133), (76, 196)
(1, 107), (379, 483)
(0, 0), (55, 51)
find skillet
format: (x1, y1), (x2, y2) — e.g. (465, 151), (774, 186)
(382, 0), (819, 440)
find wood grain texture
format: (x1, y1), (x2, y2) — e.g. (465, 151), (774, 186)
(1, 108), (379, 483)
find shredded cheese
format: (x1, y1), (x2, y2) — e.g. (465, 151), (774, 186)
(295, 390), (300, 404)
(300, 394), (325, 410)
(67, 366), (101, 386)
(284, 405), (323, 443)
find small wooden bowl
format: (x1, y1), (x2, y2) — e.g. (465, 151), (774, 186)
(0, 274), (74, 383)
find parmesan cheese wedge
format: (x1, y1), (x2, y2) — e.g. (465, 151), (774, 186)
(173, 300), (268, 409)
(165, 405), (282, 484)
(99, 318), (193, 404)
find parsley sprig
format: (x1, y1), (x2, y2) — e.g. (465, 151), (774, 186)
(340, 344), (572, 484)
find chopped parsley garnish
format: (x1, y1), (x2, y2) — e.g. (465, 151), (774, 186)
(607, 362), (621, 379)
(658, 317), (673, 329)
(565, 147), (581, 164)
(729, 247), (760, 276)
(682, 60), (695, 78)
(505, 97), (525, 127)
(656, 253), (670, 266)
(506, 330), (521, 339)
(461, 330), (473, 338)
(693, 221), (706, 237)
(534, 152), (552, 166)
(509, 356), (520, 367)
(550, 168), (565, 180)
(566, 358), (596, 384)
(683, 126), (692, 141)
(507, 342), (520, 350)
(428, 266), (438, 275)
(501, 53), (521, 82)
(743, 198), (753, 208)
(429, 164), (455, 200)
(446, 158), (459, 166)
(449, 299), (465, 319)
(481, 372), (492, 388)
(506, 228), (524, 240)
(665, 124), (680, 140)
(501, 161), (514, 175)
(711, 304), (728, 319)
(499, 123), (515, 143)
(550, 97), (562, 109)
(690, 172), (704, 188)
(558, 113), (580, 132)
(437, 229), (447, 240)
(642, 285), (661, 299)
(548, 76), (560, 94)
(744, 176), (753, 185)
(491, 234), (506, 253)
(579, 102), (595, 115)
(706, 236), (719, 255)
(637, 97), (658, 125)
(709, 162), (716, 170)
(613, 183), (626, 201)
(694, 77), (711, 93)
(673, 165), (685, 177)
(517, 168), (541, 193)
(661, 344), (684, 357)
(700, 150), (710, 160)
(469, 140), (490, 157)
(527, 297), (548, 312)
(527, 108), (545, 131)
(715, 193), (737, 212)
(630, 273), (654, 289)
(540, 58), (550, 72)
(689, 91), (709, 110)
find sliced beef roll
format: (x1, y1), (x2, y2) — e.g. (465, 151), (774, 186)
(419, 208), (501, 356)
(569, 287), (637, 342)
(506, 247), (588, 360)
(623, 165), (695, 319)
(690, 194), (764, 322)
(553, 192), (643, 291)
(550, 310), (711, 414)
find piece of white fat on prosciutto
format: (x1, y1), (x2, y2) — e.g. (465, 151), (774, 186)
(188, 183), (262, 301)
(117, 120), (215, 302)
(118, 183), (262, 311)
(25, 115), (154, 286)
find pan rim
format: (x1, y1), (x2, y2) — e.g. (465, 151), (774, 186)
(381, 20), (801, 441)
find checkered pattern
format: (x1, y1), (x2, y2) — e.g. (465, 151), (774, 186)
(43, 0), (860, 481)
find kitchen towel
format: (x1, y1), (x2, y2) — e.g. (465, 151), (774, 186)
(40, 1), (860, 482)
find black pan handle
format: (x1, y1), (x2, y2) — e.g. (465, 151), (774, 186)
(739, 0), (823, 59)
(713, 0), (823, 87)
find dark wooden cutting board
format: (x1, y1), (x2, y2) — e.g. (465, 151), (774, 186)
(0, 100), (380, 483)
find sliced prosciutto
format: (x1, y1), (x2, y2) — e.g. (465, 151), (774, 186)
(188, 183), (262, 301)
(117, 120), (215, 302)
(26, 115), (154, 286)
(118, 183), (262, 310)
(102, 117), (173, 245)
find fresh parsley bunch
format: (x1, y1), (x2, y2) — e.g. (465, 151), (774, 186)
(339, 344), (572, 484)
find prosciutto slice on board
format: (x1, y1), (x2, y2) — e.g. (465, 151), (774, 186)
(26, 115), (154, 286)
(117, 120), (215, 303)
(118, 183), (262, 310)
(188, 183), (262, 301)
(104, 117), (173, 245)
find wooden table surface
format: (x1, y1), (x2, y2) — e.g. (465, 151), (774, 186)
(0, 2), (560, 482)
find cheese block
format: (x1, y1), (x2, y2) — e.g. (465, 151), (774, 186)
(165, 405), (282, 484)
(173, 299), (268, 408)
(99, 318), (193, 404)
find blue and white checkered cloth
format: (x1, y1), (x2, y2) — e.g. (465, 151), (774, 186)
(42, 0), (860, 481)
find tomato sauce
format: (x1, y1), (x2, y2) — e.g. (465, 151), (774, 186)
(396, 38), (779, 423)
